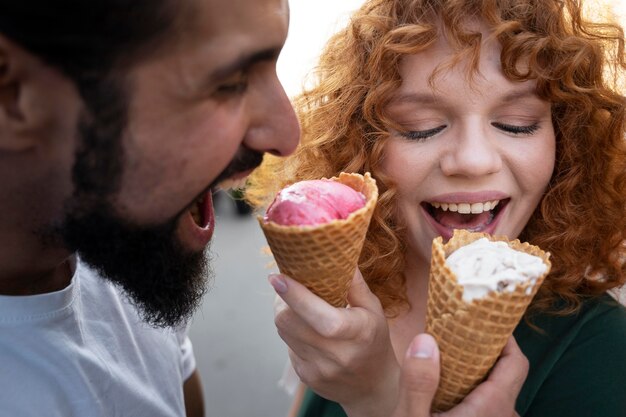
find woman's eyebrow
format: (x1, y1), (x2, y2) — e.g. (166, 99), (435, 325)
(499, 87), (539, 103)
(390, 86), (540, 107)
(390, 92), (441, 106)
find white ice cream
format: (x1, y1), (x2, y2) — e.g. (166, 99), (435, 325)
(446, 238), (548, 302)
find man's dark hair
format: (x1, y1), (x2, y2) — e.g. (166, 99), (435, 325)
(0, 1), (183, 197)
(0, 2), (212, 328)
(0, 1), (177, 88)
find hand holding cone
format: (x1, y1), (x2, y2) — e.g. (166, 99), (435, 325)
(426, 229), (551, 412)
(258, 172), (378, 307)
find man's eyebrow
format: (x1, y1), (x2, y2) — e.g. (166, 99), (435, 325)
(209, 47), (281, 83)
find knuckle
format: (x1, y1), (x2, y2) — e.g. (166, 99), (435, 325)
(354, 276), (370, 293)
(508, 354), (529, 391)
(372, 296), (384, 312)
(467, 392), (488, 414)
(319, 315), (345, 338)
(291, 355), (326, 387)
(332, 350), (357, 371)
(292, 362), (314, 386)
(299, 363), (329, 387)
(273, 309), (292, 331)
(475, 384), (514, 415)
(316, 361), (341, 382)
(517, 354), (530, 377)
(275, 326), (288, 343)
(357, 319), (377, 345)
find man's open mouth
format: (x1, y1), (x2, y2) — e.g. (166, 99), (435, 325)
(188, 175), (251, 227)
(422, 198), (509, 232)
(189, 193), (211, 228)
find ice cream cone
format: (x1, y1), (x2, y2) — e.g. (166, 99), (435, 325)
(258, 172), (378, 307)
(426, 229), (551, 412)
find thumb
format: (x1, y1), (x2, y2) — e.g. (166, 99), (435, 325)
(346, 268), (382, 311)
(392, 334), (440, 417)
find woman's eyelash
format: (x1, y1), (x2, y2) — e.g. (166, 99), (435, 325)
(398, 122), (540, 140)
(399, 125), (446, 141)
(492, 122), (540, 135)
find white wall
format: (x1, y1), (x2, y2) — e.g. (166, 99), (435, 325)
(278, 0), (366, 98)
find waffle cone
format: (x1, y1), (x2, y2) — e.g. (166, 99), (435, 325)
(258, 172), (378, 307)
(426, 229), (551, 412)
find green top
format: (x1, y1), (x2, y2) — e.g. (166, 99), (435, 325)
(297, 293), (626, 417)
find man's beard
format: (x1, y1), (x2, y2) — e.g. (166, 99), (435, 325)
(53, 78), (264, 328)
(54, 79), (212, 328)
(61, 203), (211, 328)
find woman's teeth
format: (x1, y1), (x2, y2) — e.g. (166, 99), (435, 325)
(430, 200), (500, 214)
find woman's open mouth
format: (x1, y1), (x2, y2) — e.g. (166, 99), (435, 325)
(422, 198), (509, 239)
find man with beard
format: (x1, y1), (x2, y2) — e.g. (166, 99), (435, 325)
(0, 0), (299, 416)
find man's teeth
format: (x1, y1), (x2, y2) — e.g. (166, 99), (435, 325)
(430, 200), (500, 214)
(217, 176), (248, 191)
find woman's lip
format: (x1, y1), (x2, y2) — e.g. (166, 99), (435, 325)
(421, 199), (507, 240)
(177, 191), (215, 252)
(427, 191), (509, 204)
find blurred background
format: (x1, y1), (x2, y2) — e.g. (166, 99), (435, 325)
(189, 1), (625, 416)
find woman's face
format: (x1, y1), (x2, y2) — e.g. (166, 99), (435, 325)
(382, 27), (555, 268)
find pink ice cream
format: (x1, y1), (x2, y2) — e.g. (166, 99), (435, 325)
(264, 179), (366, 226)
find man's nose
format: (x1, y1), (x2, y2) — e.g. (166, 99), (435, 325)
(243, 74), (300, 157)
(439, 120), (502, 177)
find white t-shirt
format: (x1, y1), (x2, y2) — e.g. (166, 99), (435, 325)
(0, 258), (196, 417)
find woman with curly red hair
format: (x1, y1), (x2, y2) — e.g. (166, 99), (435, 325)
(248, 0), (626, 415)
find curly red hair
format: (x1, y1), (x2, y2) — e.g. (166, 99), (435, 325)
(247, 0), (626, 315)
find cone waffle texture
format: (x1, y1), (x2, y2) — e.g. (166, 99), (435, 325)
(426, 229), (551, 412)
(258, 172), (378, 307)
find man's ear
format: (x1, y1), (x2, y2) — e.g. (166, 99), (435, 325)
(0, 34), (50, 152)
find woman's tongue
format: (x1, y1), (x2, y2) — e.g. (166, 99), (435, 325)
(434, 209), (492, 230)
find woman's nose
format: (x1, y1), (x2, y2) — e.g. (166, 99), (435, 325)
(439, 120), (502, 177)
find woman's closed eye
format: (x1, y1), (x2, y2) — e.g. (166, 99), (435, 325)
(492, 122), (540, 136)
(399, 125), (446, 141)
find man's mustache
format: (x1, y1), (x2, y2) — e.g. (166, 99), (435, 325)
(210, 148), (264, 189)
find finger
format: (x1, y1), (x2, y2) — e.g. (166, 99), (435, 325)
(453, 336), (528, 416)
(274, 297), (316, 339)
(274, 303), (330, 360)
(392, 333), (440, 417)
(346, 268), (383, 312)
(273, 293), (287, 315)
(279, 327), (322, 364)
(286, 347), (335, 395)
(487, 336), (529, 395)
(268, 273), (344, 337)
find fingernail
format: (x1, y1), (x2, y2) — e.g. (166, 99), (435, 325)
(269, 274), (288, 294)
(409, 334), (436, 359)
